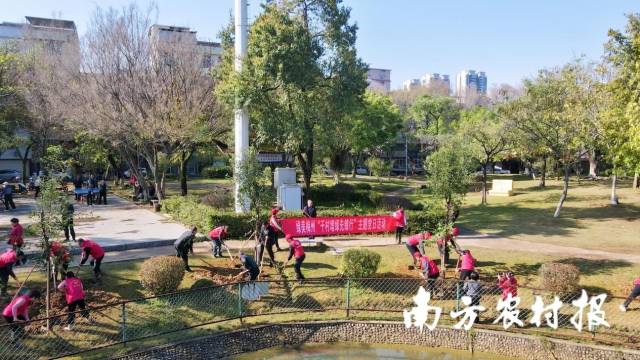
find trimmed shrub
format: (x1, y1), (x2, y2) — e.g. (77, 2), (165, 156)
(379, 196), (417, 211)
(340, 249), (381, 278)
(539, 262), (580, 294)
(201, 166), (233, 179)
(162, 195), (444, 239)
(139, 256), (185, 295)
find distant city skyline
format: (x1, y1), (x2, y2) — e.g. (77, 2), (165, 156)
(0, 0), (635, 89)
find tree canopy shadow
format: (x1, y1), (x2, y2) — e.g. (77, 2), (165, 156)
(555, 258), (632, 276)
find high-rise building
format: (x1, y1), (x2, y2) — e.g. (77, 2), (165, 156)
(456, 69), (487, 97)
(367, 68), (391, 93)
(477, 71), (487, 94)
(402, 78), (421, 91)
(149, 24), (222, 71)
(421, 73), (450, 94)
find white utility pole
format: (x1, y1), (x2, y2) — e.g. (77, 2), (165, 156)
(234, 0), (250, 212)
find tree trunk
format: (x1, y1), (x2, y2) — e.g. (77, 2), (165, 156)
(539, 155), (547, 188)
(351, 155), (357, 178)
(297, 149), (313, 197)
(107, 153), (122, 186)
(553, 164), (570, 218)
(588, 150), (598, 178)
(178, 150), (193, 196)
(481, 159), (489, 205)
(633, 171), (638, 190)
(611, 173), (619, 205)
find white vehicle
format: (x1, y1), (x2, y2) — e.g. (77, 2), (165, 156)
(355, 166), (368, 175)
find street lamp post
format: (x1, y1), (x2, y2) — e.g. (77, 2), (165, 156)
(234, 0), (249, 212)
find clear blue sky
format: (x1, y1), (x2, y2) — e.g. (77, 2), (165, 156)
(2, 0), (636, 89)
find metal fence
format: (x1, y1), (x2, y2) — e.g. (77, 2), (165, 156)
(1, 277), (639, 359)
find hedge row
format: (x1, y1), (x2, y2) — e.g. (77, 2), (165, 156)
(161, 196), (444, 240)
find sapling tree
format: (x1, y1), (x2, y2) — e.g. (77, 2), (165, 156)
(32, 177), (69, 329)
(236, 147), (274, 238)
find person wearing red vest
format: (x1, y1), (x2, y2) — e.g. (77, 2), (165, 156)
(269, 208), (284, 251)
(620, 277), (640, 312)
(50, 241), (72, 282)
(406, 232), (431, 265)
(57, 271), (89, 330)
(415, 253), (440, 292)
(208, 226), (228, 258)
(457, 250), (476, 281)
(392, 206), (407, 244)
(0, 249), (21, 297)
(2, 289), (41, 339)
(284, 235), (305, 282)
(497, 272), (518, 300)
(7, 218), (24, 250)
(78, 238), (105, 280)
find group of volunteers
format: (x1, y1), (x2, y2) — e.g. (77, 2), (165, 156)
(1, 214), (106, 337)
(174, 203), (313, 283)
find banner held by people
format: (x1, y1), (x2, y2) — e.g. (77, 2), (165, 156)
(280, 215), (396, 237)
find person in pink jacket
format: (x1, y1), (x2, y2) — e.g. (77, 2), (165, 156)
(392, 206), (408, 244)
(57, 271), (89, 330)
(2, 289), (41, 340)
(457, 249), (476, 280)
(497, 272), (518, 300)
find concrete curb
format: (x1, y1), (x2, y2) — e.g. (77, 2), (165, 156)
(23, 239), (176, 259)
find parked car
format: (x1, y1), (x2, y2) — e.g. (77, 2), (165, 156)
(0, 169), (21, 183)
(493, 166), (511, 174)
(355, 166), (368, 175)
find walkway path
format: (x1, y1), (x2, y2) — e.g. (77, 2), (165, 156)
(0, 195), (187, 255)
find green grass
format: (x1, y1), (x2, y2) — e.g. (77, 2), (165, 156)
(457, 176), (640, 255)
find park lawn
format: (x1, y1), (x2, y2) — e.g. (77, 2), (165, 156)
(12, 243), (640, 359)
(10, 243), (639, 304)
(454, 176), (640, 255)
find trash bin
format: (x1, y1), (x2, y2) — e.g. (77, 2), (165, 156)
(151, 200), (161, 212)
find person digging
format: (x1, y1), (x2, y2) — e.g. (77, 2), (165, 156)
(174, 226), (197, 272)
(78, 238), (105, 283)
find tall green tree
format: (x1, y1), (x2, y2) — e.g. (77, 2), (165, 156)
(426, 137), (474, 226)
(217, 0), (368, 194)
(347, 91), (402, 177)
(458, 106), (511, 204)
(409, 95), (460, 138)
(607, 13), (640, 190)
(508, 64), (588, 217)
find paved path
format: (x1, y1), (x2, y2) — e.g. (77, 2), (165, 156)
(0, 195), (187, 255)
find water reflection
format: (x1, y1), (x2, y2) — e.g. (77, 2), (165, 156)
(231, 343), (513, 360)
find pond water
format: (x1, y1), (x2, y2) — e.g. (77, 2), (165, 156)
(230, 343), (514, 360)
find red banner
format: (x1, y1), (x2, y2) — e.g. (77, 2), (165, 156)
(280, 215), (396, 237)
